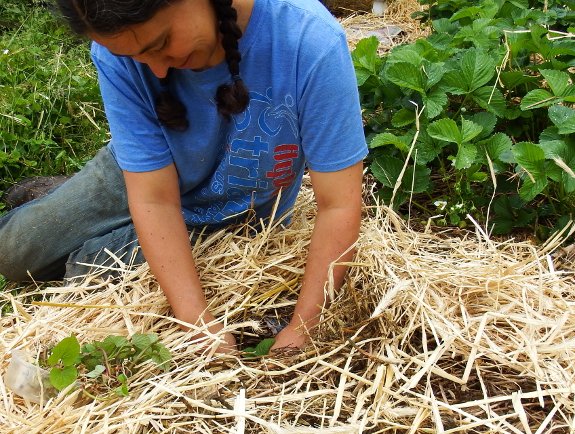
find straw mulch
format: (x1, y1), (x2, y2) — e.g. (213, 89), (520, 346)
(1, 177), (575, 433)
(338, 0), (431, 53)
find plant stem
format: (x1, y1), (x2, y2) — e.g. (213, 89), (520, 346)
(452, 94), (470, 120)
(107, 340), (130, 361)
(127, 341), (156, 370)
(409, 199), (434, 215)
(82, 388), (116, 401)
(96, 347), (112, 375)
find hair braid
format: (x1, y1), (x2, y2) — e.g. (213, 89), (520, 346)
(209, 0), (250, 121)
(54, 0), (249, 130)
(156, 71), (190, 131)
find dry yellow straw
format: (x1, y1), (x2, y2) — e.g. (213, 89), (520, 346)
(1, 171), (574, 433)
(30, 301), (166, 309)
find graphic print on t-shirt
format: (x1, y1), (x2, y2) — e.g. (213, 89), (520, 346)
(234, 88), (299, 138)
(193, 88), (301, 225)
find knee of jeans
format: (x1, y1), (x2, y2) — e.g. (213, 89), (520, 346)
(0, 252), (66, 282)
(0, 215), (69, 280)
(0, 261), (28, 281)
(0, 240), (33, 281)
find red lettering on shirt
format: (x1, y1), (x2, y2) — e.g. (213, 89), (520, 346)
(267, 144), (300, 196)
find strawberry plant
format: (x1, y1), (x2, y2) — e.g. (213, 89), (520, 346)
(42, 333), (171, 400)
(354, 0), (575, 239)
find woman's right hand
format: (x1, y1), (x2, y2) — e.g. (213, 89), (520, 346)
(191, 321), (237, 354)
(216, 331), (238, 354)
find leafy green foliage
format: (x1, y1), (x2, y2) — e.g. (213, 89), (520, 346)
(43, 333), (171, 399)
(0, 1), (107, 210)
(354, 0), (575, 238)
(242, 338), (275, 358)
(48, 334), (80, 390)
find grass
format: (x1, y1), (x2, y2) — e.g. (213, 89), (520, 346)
(0, 276), (16, 314)
(0, 0), (108, 211)
(0, 276), (7, 293)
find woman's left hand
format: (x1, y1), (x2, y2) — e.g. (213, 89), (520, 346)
(270, 323), (310, 353)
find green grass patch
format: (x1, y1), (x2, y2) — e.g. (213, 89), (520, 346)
(0, 1), (108, 210)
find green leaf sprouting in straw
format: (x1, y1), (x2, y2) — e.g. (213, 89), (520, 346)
(85, 365), (106, 379)
(242, 338), (275, 358)
(114, 374), (129, 397)
(47, 334), (81, 367)
(50, 365), (78, 391)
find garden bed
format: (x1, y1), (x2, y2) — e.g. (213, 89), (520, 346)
(1, 177), (574, 433)
(2, 1), (575, 432)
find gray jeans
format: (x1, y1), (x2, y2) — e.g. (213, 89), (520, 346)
(0, 146), (145, 281)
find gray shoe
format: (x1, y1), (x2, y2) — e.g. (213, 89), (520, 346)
(2, 175), (75, 210)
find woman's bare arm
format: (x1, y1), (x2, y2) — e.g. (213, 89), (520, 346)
(123, 163), (236, 350)
(271, 161), (363, 351)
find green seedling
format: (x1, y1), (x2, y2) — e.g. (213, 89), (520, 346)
(47, 334), (80, 391)
(43, 333), (171, 400)
(242, 338), (275, 358)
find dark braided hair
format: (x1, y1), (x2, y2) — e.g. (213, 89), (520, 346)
(157, 71), (189, 131)
(209, 0), (250, 122)
(52, 0), (250, 130)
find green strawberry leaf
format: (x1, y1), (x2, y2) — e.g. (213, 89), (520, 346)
(461, 48), (495, 92)
(519, 175), (548, 202)
(370, 156), (404, 188)
(391, 108), (417, 128)
(387, 45), (423, 66)
(490, 216), (514, 234)
(493, 195), (514, 219)
(486, 133), (513, 161)
(352, 36), (379, 73)
(355, 66), (372, 86)
(520, 89), (556, 110)
(461, 119), (482, 143)
(402, 165), (432, 193)
(387, 62), (425, 93)
(422, 60), (445, 89)
(469, 172), (488, 182)
(472, 87), (506, 118)
(428, 118), (462, 144)
(513, 142), (546, 174)
(423, 88), (448, 119)
(549, 105), (575, 135)
(470, 112), (496, 140)
(441, 70), (468, 94)
(455, 142), (477, 169)
(539, 69), (575, 98)
(369, 132), (409, 152)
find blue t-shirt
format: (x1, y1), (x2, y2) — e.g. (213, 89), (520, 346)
(92, 0), (368, 229)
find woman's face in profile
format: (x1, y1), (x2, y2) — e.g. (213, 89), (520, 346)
(90, 0), (225, 78)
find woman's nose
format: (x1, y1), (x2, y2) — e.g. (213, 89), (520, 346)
(132, 54), (170, 79)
